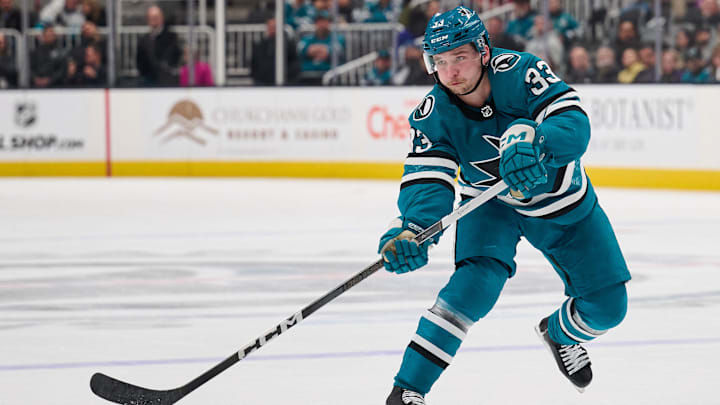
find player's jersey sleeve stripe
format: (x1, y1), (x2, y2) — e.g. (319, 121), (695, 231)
(531, 88), (576, 122)
(510, 165), (588, 217)
(497, 161), (575, 207)
(536, 99), (587, 124)
(408, 150), (458, 161)
(405, 157), (459, 171)
(400, 171), (456, 193)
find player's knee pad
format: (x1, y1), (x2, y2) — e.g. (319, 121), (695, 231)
(576, 282), (628, 331)
(437, 256), (510, 323)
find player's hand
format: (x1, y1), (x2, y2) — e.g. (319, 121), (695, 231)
(499, 119), (547, 199)
(378, 219), (431, 274)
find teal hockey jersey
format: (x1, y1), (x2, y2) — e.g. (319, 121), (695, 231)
(398, 48), (595, 231)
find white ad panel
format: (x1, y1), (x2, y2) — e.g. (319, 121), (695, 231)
(0, 90), (106, 161)
(111, 87), (428, 161)
(577, 85), (709, 168)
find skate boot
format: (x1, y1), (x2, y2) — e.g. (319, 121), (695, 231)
(535, 316), (592, 392)
(386, 386), (425, 405)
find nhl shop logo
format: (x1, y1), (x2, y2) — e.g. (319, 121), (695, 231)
(153, 99), (219, 145)
(14, 102), (37, 128)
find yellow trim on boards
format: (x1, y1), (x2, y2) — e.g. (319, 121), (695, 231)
(1, 161), (719, 191)
(0, 162), (106, 176)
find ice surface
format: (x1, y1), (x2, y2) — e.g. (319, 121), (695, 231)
(1, 178), (718, 405)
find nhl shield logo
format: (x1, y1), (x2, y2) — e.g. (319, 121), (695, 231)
(481, 105), (493, 118)
(413, 96), (435, 121)
(15, 102), (37, 128)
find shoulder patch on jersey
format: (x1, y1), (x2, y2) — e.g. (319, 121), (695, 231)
(413, 95), (435, 121)
(490, 53), (521, 73)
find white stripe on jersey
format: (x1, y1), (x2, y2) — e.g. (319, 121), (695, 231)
(405, 157), (459, 171)
(497, 160), (576, 207)
(412, 333), (454, 364)
(534, 91), (583, 123)
(511, 167), (587, 217)
(401, 171), (456, 187)
(423, 310), (467, 340)
(536, 99), (585, 124)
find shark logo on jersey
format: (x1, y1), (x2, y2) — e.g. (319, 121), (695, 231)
(413, 96), (435, 121)
(468, 135), (501, 187)
(411, 127), (433, 153)
(491, 53), (521, 73)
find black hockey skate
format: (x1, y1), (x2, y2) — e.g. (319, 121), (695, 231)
(386, 386), (426, 405)
(535, 316), (592, 393)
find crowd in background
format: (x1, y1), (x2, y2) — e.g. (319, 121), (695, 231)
(2, 0), (720, 88)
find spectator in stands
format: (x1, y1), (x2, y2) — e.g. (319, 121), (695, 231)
(362, 49), (392, 85)
(364, 0), (394, 23)
(30, 24), (67, 87)
(614, 20), (641, 65)
(40, 0), (85, 31)
(674, 27), (694, 66)
(406, 0), (438, 38)
(681, 46), (712, 82)
(180, 47), (214, 87)
(0, 31), (17, 88)
(251, 16), (300, 85)
(336, 0), (355, 23)
(287, 0), (312, 28)
(506, 0), (536, 42)
(548, 0), (580, 46)
(81, 0), (105, 26)
(660, 49), (683, 82)
(297, 11), (345, 85)
(524, 14), (564, 75)
(593, 45), (619, 83)
(634, 42), (656, 82)
(710, 43), (720, 82)
(699, 0), (720, 26)
(393, 43), (434, 86)
(136, 5), (181, 87)
(694, 25), (714, 61)
(0, 0), (21, 30)
(70, 21), (105, 69)
(486, 15), (523, 51)
(67, 43), (105, 86)
(617, 47), (647, 83)
(565, 45), (594, 84)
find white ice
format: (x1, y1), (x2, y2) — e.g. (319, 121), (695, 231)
(1, 178), (719, 405)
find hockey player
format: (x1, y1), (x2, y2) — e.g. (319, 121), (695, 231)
(379, 6), (631, 404)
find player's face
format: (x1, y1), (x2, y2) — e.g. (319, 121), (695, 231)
(433, 44), (484, 95)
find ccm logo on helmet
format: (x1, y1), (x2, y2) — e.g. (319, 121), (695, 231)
(491, 53), (521, 73)
(431, 35), (449, 44)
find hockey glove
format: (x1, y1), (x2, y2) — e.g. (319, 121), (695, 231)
(378, 218), (432, 274)
(499, 118), (548, 199)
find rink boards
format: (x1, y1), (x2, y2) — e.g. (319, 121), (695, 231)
(0, 85), (718, 190)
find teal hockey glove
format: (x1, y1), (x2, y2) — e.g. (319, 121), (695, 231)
(378, 218), (432, 274)
(499, 118), (548, 199)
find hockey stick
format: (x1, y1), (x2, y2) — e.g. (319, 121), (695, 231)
(90, 180), (508, 405)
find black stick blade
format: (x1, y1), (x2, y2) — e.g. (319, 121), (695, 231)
(90, 373), (185, 405)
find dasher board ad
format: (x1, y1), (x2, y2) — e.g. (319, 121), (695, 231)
(110, 87), (429, 162)
(0, 90), (105, 161)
